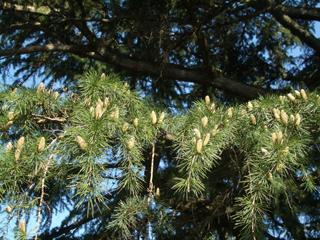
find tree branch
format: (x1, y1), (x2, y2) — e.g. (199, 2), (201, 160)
(40, 190), (118, 239)
(0, 44), (265, 99)
(0, 2), (55, 16)
(70, 1), (98, 43)
(251, 1), (320, 54)
(0, 43), (88, 56)
(31, 114), (66, 123)
(270, 10), (320, 54)
(92, 49), (265, 99)
(276, 6), (320, 21)
(40, 214), (97, 239)
(0, 22), (43, 34)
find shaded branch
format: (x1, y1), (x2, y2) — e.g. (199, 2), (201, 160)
(92, 49), (265, 99)
(71, 0), (98, 43)
(250, 1), (320, 53)
(0, 43), (265, 99)
(0, 22), (43, 34)
(0, 2), (56, 16)
(40, 214), (97, 239)
(35, 155), (53, 240)
(271, 10), (320, 54)
(0, 43), (89, 56)
(31, 114), (67, 125)
(276, 6), (320, 21)
(40, 189), (118, 239)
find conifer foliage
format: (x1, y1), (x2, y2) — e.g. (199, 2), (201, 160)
(0, 72), (319, 239)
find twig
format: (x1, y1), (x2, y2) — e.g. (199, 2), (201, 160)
(34, 154), (53, 240)
(31, 114), (66, 123)
(34, 138), (57, 240)
(248, 165), (257, 240)
(145, 142), (156, 240)
(147, 142), (156, 202)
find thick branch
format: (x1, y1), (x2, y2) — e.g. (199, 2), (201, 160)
(41, 214), (96, 239)
(0, 44), (264, 99)
(276, 6), (320, 21)
(0, 22), (42, 34)
(271, 10), (320, 54)
(92, 49), (265, 99)
(251, 1), (320, 53)
(0, 43), (87, 56)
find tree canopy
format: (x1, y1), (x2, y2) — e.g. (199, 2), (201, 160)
(0, 0), (320, 239)
(1, 0), (320, 102)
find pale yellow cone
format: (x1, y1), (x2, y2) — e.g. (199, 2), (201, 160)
(37, 137), (46, 152)
(76, 136), (88, 150)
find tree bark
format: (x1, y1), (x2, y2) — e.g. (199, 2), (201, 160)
(271, 10), (320, 54)
(94, 50), (265, 99)
(0, 44), (265, 99)
(277, 6), (320, 21)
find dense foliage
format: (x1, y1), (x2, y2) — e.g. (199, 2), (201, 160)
(0, 72), (319, 239)
(1, 0), (320, 105)
(1, 0), (320, 239)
